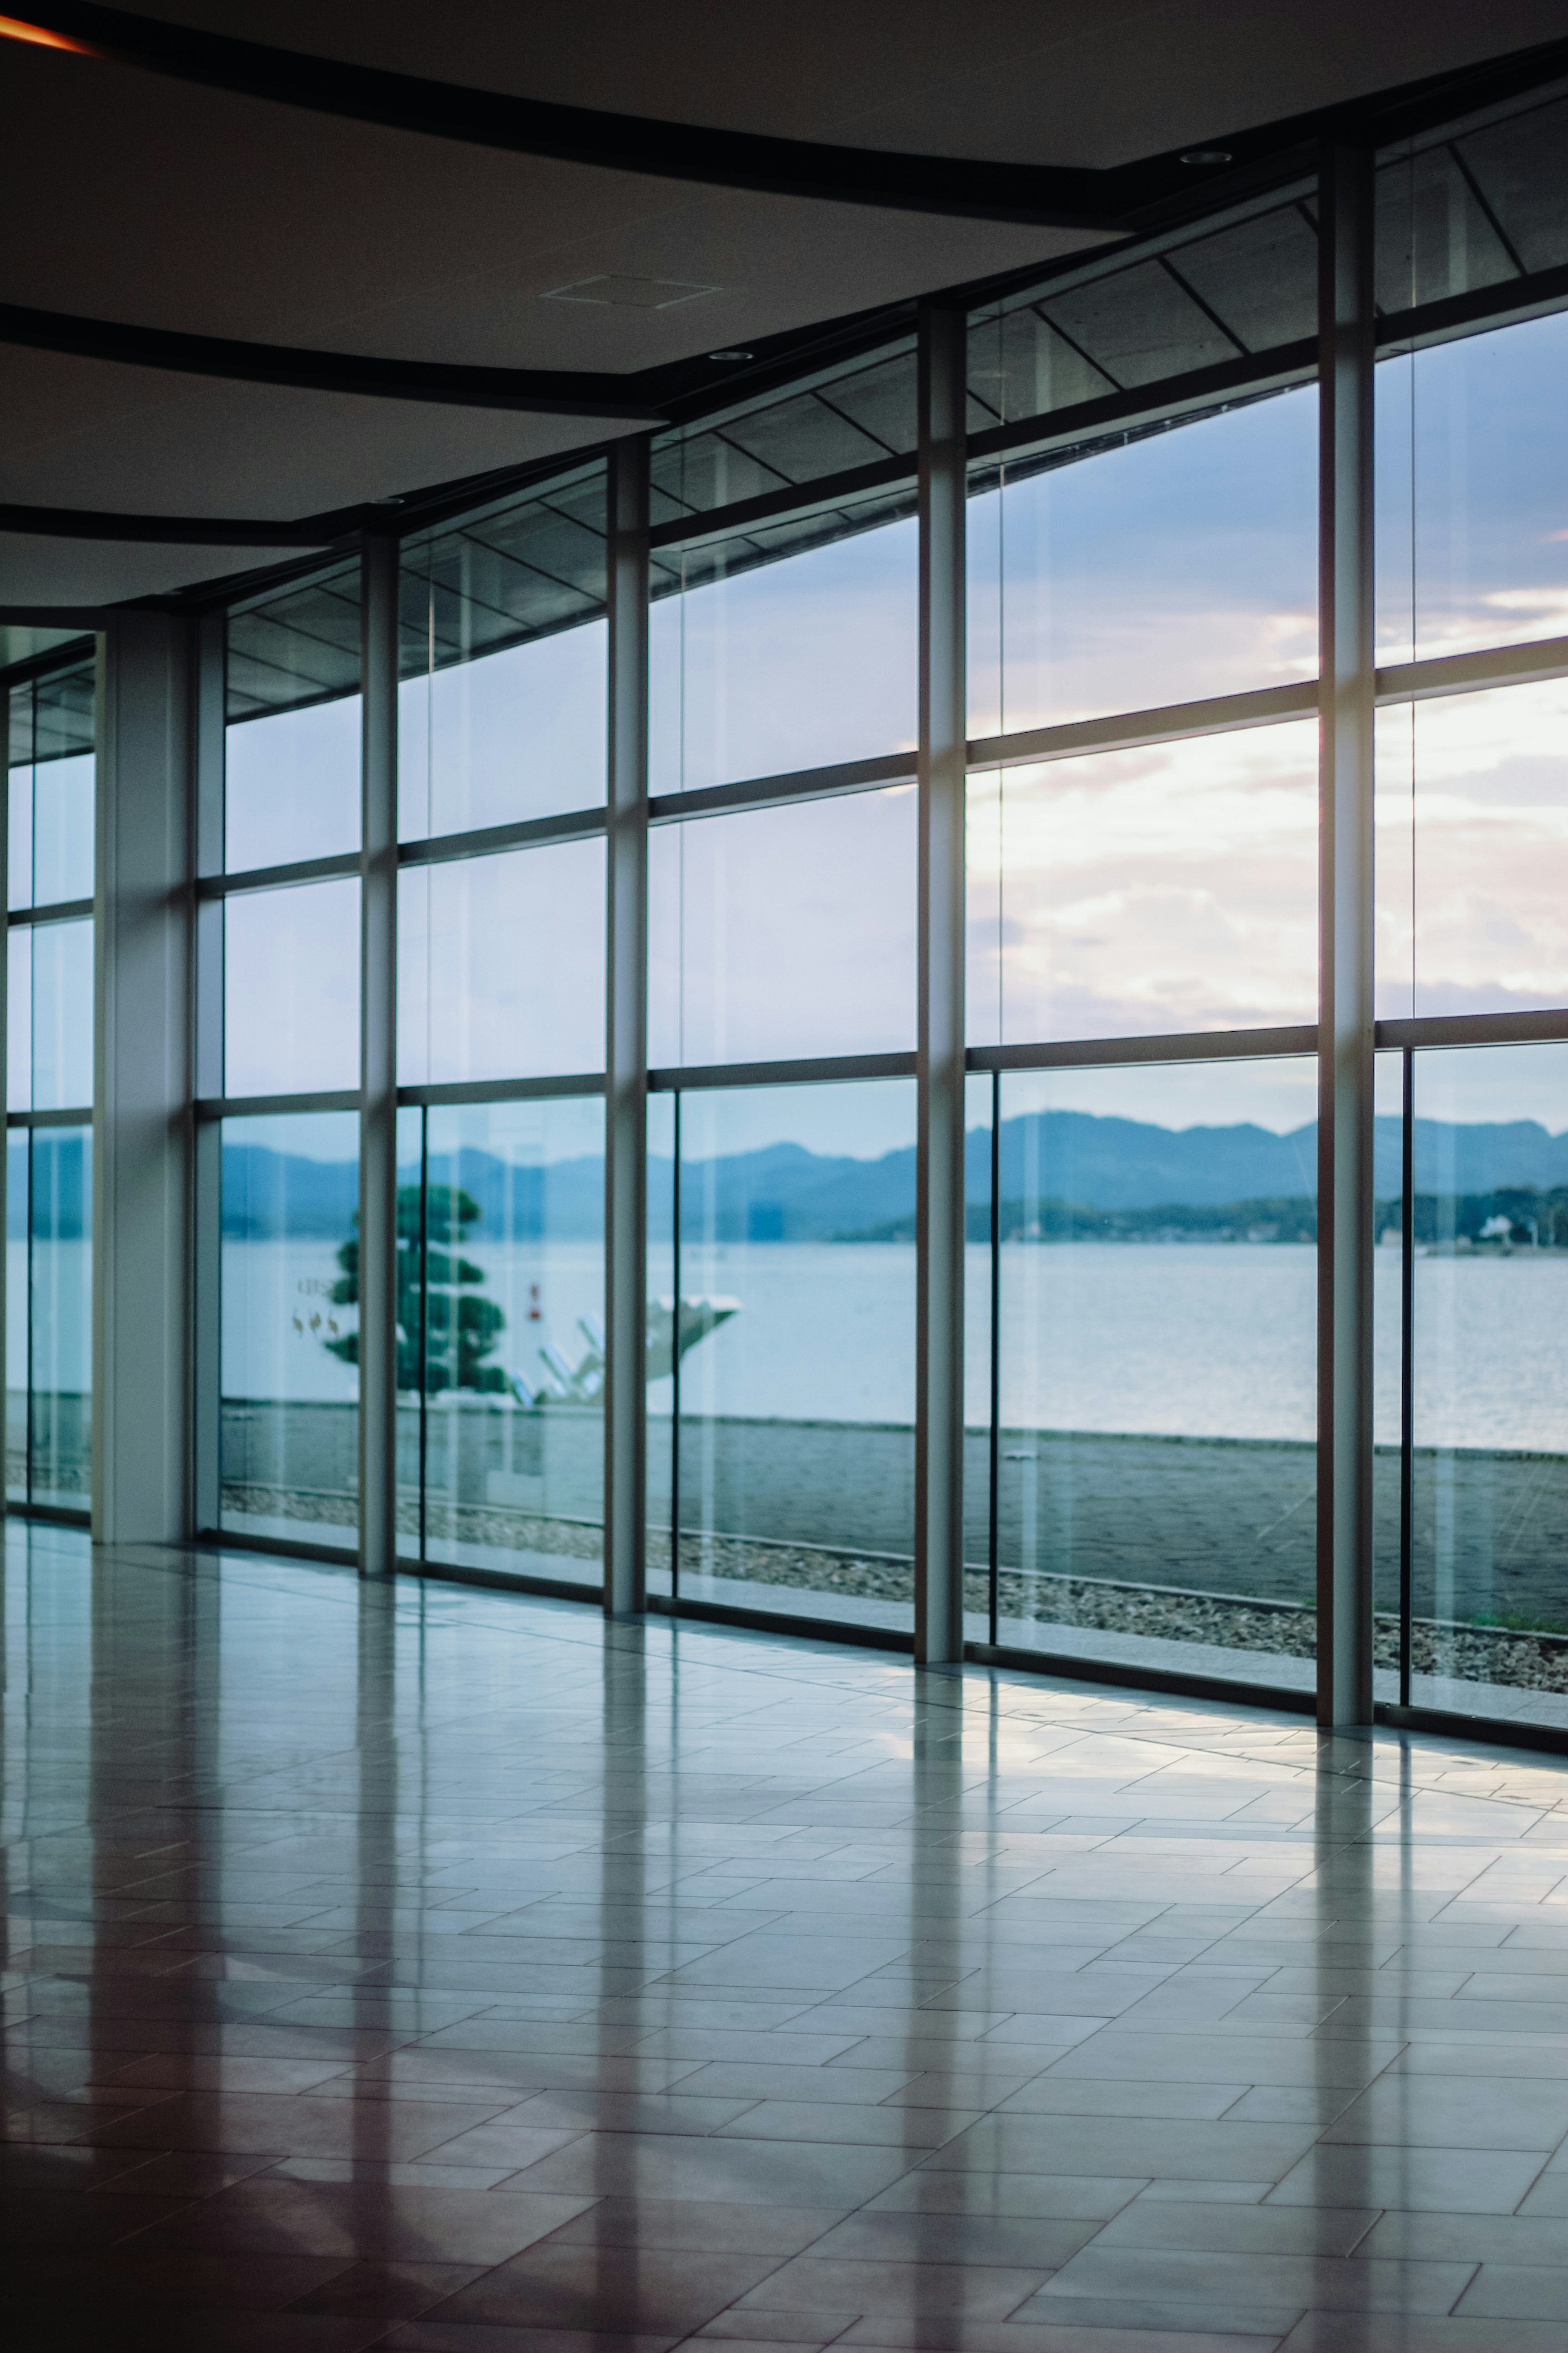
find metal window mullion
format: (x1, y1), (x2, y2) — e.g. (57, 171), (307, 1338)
(0, 682), (9, 1512)
(192, 611), (225, 1534)
(915, 303), (968, 1666)
(605, 437), (650, 1619)
(358, 535), (399, 1579)
(1317, 144), (1377, 1728)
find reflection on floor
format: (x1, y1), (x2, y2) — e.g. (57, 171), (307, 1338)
(7, 1524), (1568, 2348)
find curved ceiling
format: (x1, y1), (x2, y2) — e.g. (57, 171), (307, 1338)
(1, 0), (1565, 612)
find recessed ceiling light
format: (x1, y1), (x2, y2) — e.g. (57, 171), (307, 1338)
(1180, 148), (1233, 167)
(708, 350), (753, 363)
(543, 275), (719, 309)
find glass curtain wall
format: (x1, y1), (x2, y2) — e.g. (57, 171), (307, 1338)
(1370, 83), (1568, 1733)
(183, 68), (1568, 1740)
(964, 192), (1323, 1691)
(646, 358), (920, 1632)
(215, 565), (362, 1547)
(7, 655), (94, 1517)
(394, 467), (608, 1584)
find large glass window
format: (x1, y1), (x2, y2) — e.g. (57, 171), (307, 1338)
(407, 1098), (604, 1591)
(978, 1058), (1318, 1690)
(9, 658), (94, 909)
(219, 1111), (359, 1551)
(966, 393), (1318, 737)
(225, 565), (361, 870)
(6, 1127), (92, 1514)
(650, 497), (918, 794)
(968, 719), (1319, 1045)
(1376, 92), (1568, 665)
(398, 841), (605, 1087)
(649, 1079), (918, 1634)
(649, 787), (915, 1068)
(224, 879), (361, 1098)
(1375, 681), (1568, 1020)
(1394, 1042), (1568, 1733)
(399, 466), (607, 841)
(7, 655), (96, 1526)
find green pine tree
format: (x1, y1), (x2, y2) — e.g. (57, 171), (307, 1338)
(324, 1184), (516, 1396)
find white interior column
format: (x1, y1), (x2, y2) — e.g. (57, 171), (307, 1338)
(94, 613), (193, 1546)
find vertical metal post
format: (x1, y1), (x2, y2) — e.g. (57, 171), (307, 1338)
(358, 534), (399, 1578)
(94, 616), (194, 1544)
(915, 303), (968, 1665)
(191, 611), (225, 1535)
(1317, 143), (1377, 1726)
(1399, 1046), (1415, 1706)
(988, 1068), (1000, 1650)
(0, 680), (9, 1516)
(605, 436), (650, 1618)
(669, 1091), (681, 1604)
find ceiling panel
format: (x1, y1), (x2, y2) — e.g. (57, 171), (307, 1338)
(0, 532), (326, 604)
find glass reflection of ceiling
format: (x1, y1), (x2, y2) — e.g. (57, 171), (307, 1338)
(399, 467), (606, 683)
(1377, 89), (1568, 310)
(650, 343), (917, 526)
(650, 481), (918, 604)
(226, 562), (362, 724)
(8, 661), (94, 767)
(969, 88), (1568, 434)
(968, 197), (1320, 431)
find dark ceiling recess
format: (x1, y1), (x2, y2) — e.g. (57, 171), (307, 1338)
(7, 3), (1568, 230)
(0, 301), (668, 422)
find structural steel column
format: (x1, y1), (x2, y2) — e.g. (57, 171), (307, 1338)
(915, 304), (968, 1665)
(94, 615), (193, 1544)
(604, 437), (650, 1617)
(358, 535), (399, 1577)
(1316, 144), (1377, 1726)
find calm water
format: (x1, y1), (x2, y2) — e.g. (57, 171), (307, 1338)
(17, 1239), (1565, 1456)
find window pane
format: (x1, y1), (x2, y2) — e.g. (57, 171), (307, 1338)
(399, 466), (607, 841)
(30, 753), (94, 907)
(650, 503), (917, 794)
(5, 1131), (24, 1502)
(649, 1080), (918, 1636)
(650, 341), (915, 522)
(985, 1059), (1317, 1689)
(220, 1111), (359, 1549)
(649, 787), (915, 1067)
(1372, 1048), (1406, 1687)
(225, 697), (361, 872)
(417, 1097), (604, 1592)
(27, 1127), (91, 1512)
(646, 1090), (676, 1602)
(9, 918), (93, 1113)
(225, 565), (361, 871)
(1375, 681), (1568, 1021)
(967, 390), (1317, 737)
(1406, 1043), (1568, 1732)
(968, 720), (1318, 1046)
(398, 840), (605, 1086)
(1376, 316), (1568, 666)
(225, 878), (360, 1097)
(9, 662), (95, 910)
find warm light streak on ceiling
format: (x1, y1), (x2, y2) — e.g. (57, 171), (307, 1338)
(0, 15), (95, 52)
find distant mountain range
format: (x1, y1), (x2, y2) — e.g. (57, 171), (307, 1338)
(209, 1110), (1568, 1244)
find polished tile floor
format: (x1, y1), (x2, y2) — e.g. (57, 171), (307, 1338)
(8, 1528), (1568, 2349)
